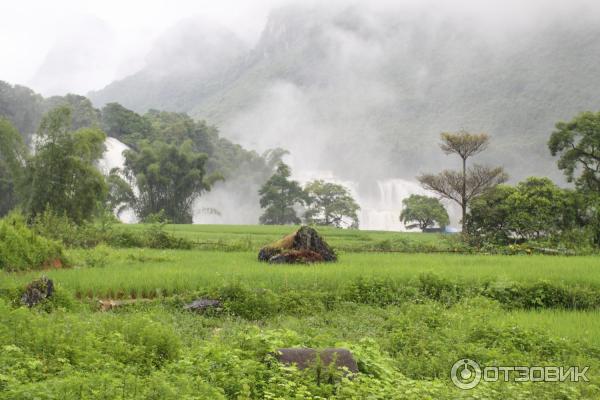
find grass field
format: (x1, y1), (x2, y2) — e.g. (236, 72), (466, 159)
(4, 249), (600, 298)
(1, 224), (600, 399)
(124, 224), (457, 252)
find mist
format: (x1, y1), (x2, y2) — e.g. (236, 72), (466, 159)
(5, 0), (600, 229)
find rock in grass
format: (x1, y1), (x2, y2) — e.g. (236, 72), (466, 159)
(258, 226), (336, 264)
(21, 276), (54, 307)
(183, 299), (222, 312)
(275, 348), (358, 374)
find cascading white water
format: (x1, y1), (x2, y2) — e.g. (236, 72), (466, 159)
(293, 170), (429, 231)
(100, 138), (454, 230)
(98, 137), (137, 223)
(98, 137), (130, 175)
(358, 179), (427, 231)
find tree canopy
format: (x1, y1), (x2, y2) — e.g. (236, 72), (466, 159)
(22, 106), (107, 223)
(258, 163), (307, 225)
(400, 194), (449, 231)
(304, 180), (360, 228)
(466, 177), (589, 244)
(123, 139), (220, 223)
(549, 111), (600, 192)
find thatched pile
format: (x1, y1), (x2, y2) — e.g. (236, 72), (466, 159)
(258, 226), (336, 264)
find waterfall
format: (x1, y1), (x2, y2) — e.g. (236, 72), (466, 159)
(98, 137), (130, 175)
(98, 137), (137, 223)
(99, 139), (454, 230)
(358, 179), (427, 231)
(293, 170), (429, 231)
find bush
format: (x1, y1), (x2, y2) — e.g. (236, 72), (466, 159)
(32, 209), (193, 250)
(0, 213), (67, 272)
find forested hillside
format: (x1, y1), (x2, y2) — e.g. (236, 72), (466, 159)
(89, 4), (600, 182)
(0, 80), (277, 194)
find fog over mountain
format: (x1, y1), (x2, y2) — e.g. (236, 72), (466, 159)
(89, 1), (600, 184)
(4, 0), (600, 229)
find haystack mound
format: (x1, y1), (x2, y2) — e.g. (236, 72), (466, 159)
(258, 226), (337, 264)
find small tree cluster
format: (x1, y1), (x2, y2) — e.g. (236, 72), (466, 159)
(258, 163), (360, 228)
(466, 177), (590, 245)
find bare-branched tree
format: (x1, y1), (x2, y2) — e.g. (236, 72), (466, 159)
(418, 131), (507, 229)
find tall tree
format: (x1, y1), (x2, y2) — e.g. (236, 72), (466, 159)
(400, 194), (449, 231)
(258, 162), (307, 225)
(304, 180), (360, 228)
(123, 140), (220, 223)
(418, 131), (507, 229)
(548, 111), (600, 192)
(22, 106), (107, 223)
(0, 118), (26, 215)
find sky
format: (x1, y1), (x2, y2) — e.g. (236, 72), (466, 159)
(1, 0), (598, 96)
(0, 0), (290, 95)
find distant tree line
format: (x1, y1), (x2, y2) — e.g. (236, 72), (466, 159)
(406, 114), (600, 249)
(0, 82), (285, 225)
(2, 79), (600, 249)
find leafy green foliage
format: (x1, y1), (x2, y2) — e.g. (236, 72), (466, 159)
(304, 180), (360, 228)
(549, 111), (600, 192)
(467, 177), (592, 246)
(0, 80), (44, 139)
(0, 213), (66, 272)
(258, 163), (307, 225)
(43, 94), (101, 131)
(22, 106), (107, 223)
(123, 140), (220, 223)
(0, 118), (26, 216)
(400, 194), (449, 231)
(100, 102), (152, 144)
(106, 170), (135, 217)
(31, 209), (192, 250)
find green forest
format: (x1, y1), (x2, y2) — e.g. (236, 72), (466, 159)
(2, 2), (600, 399)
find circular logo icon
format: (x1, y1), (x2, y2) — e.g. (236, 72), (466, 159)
(451, 359), (482, 389)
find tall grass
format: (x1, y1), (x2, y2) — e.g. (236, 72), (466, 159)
(496, 309), (600, 347)
(3, 249), (600, 299)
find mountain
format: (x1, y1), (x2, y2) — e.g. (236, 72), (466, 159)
(88, 3), (600, 183)
(89, 17), (248, 114)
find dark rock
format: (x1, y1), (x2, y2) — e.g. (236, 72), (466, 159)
(275, 348), (358, 374)
(183, 298), (222, 312)
(21, 276), (54, 307)
(258, 226), (337, 264)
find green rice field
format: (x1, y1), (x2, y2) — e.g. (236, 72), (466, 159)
(2, 224), (600, 399)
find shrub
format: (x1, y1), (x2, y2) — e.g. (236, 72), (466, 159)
(32, 209), (193, 250)
(0, 213), (67, 272)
